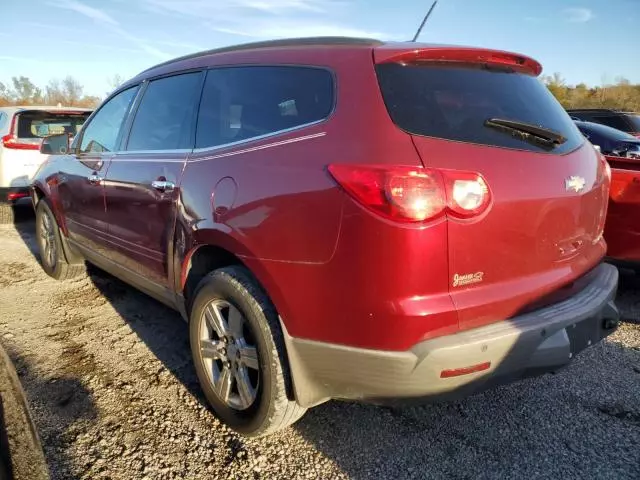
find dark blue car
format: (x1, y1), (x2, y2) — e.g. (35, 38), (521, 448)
(574, 120), (640, 158)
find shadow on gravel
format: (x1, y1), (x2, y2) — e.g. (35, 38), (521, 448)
(1, 341), (97, 480)
(84, 264), (204, 401)
(12, 215), (38, 261)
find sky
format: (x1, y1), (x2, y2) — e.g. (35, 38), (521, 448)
(1, 0), (639, 98)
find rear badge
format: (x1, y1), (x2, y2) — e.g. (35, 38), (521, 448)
(452, 272), (484, 288)
(565, 176), (586, 193)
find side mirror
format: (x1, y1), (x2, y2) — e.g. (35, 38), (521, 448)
(40, 133), (70, 155)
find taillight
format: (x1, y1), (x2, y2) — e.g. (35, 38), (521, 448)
(441, 170), (490, 218)
(328, 164), (491, 223)
(1, 134), (40, 150)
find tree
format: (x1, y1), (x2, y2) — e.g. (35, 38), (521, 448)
(543, 75), (640, 112)
(11, 76), (43, 105)
(45, 76), (86, 106)
(543, 72), (568, 105)
(0, 82), (10, 107)
(106, 74), (125, 96)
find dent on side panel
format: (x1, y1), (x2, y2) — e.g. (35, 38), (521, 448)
(178, 132), (345, 265)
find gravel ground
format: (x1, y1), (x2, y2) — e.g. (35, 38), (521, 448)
(0, 219), (639, 480)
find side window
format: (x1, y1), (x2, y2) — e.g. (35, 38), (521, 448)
(126, 72), (203, 151)
(0, 113), (7, 132)
(80, 87), (138, 154)
(196, 66), (334, 149)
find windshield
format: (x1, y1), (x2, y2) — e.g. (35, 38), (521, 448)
(16, 111), (91, 143)
(629, 114), (640, 131)
(375, 62), (584, 155)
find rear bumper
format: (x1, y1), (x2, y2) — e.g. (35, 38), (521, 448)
(284, 263), (620, 408)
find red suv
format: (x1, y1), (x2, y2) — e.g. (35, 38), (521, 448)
(30, 37), (620, 437)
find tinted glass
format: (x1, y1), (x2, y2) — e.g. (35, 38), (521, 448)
(375, 63), (584, 155)
(592, 115), (632, 132)
(127, 72), (202, 151)
(16, 111), (90, 145)
(196, 66), (334, 149)
(80, 87), (138, 153)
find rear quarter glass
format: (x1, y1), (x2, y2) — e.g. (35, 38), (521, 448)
(375, 62), (584, 155)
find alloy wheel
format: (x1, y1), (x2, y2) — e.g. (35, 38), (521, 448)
(39, 212), (56, 268)
(199, 299), (260, 410)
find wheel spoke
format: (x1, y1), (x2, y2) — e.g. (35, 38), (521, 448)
(216, 365), (233, 403)
(227, 304), (244, 338)
(235, 366), (255, 409)
(48, 243), (55, 265)
(204, 304), (229, 337)
(200, 339), (225, 360)
(238, 345), (259, 370)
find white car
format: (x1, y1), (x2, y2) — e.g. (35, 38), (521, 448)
(0, 106), (92, 222)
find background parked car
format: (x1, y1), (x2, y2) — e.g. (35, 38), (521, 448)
(0, 106), (92, 223)
(574, 120), (640, 268)
(568, 108), (640, 138)
(574, 120), (640, 158)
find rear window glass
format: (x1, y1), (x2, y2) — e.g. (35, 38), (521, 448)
(16, 111), (90, 141)
(375, 63), (584, 155)
(592, 115), (632, 132)
(196, 66), (334, 149)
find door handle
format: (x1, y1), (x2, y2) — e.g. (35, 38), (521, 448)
(88, 173), (102, 185)
(151, 180), (175, 192)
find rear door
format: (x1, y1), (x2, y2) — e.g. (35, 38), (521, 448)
(375, 55), (609, 330)
(102, 71), (203, 290)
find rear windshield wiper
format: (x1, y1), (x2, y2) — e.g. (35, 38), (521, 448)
(484, 118), (567, 149)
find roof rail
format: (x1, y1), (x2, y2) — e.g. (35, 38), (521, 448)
(139, 36), (383, 75)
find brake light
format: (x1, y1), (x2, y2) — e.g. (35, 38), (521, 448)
(1, 134), (40, 150)
(375, 47), (543, 76)
(328, 165), (491, 223)
(7, 191), (29, 201)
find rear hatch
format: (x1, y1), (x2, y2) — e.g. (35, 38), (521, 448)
(374, 46), (610, 330)
(2, 110), (90, 186)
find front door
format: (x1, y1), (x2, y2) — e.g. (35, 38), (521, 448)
(57, 86), (139, 255)
(102, 72), (203, 290)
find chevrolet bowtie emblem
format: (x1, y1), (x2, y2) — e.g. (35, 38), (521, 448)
(565, 176), (586, 193)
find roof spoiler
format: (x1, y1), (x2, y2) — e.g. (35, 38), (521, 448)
(374, 46), (543, 76)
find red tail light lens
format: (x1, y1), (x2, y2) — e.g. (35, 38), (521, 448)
(1, 134), (40, 150)
(328, 165), (491, 223)
(328, 165), (446, 222)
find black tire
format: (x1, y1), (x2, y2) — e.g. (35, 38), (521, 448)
(0, 203), (15, 225)
(35, 201), (85, 281)
(189, 266), (306, 437)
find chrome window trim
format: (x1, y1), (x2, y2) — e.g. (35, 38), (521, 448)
(191, 118), (326, 155)
(115, 149), (192, 155)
